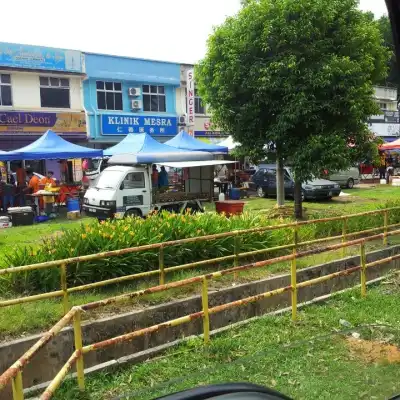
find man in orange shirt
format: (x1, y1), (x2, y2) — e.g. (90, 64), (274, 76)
(24, 170), (40, 212)
(25, 170), (40, 194)
(15, 162), (27, 206)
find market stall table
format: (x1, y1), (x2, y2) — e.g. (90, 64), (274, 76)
(27, 192), (60, 216)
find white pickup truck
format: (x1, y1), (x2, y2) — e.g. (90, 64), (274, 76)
(83, 158), (231, 219)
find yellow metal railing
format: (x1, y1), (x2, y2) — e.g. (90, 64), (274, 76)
(1, 207), (399, 315)
(2, 227), (400, 399)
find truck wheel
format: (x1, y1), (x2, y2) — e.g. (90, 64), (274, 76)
(125, 209), (142, 218)
(346, 178), (354, 189)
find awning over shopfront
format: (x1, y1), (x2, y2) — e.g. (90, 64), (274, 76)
(380, 137), (400, 150)
(104, 133), (187, 156)
(382, 136), (400, 143)
(165, 131), (228, 153)
(4, 130), (102, 160)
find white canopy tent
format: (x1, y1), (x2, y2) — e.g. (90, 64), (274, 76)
(217, 136), (239, 151)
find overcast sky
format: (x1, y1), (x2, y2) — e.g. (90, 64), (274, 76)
(0, 0), (388, 64)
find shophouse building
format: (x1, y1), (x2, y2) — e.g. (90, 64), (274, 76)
(0, 42), (86, 175)
(83, 53), (181, 148)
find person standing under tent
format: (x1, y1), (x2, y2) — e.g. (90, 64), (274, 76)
(152, 165), (159, 188)
(1, 174), (15, 212)
(386, 162), (395, 185)
(158, 166), (169, 191)
(379, 152), (387, 180)
(15, 162), (26, 206)
(40, 171), (56, 215)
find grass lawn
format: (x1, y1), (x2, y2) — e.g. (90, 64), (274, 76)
(206, 185), (400, 215)
(53, 280), (400, 400)
(0, 218), (92, 255)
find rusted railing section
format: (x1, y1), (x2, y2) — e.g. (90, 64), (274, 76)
(2, 226), (400, 399)
(0, 309), (77, 394)
(1, 208), (399, 312)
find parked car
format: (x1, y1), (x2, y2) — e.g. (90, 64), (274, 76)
(323, 167), (360, 188)
(251, 165), (341, 200)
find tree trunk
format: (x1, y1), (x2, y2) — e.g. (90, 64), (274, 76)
(293, 180), (303, 219)
(276, 156), (285, 207)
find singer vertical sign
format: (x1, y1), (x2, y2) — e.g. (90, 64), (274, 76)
(186, 69), (195, 136)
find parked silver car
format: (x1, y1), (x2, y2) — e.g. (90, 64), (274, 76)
(324, 167), (360, 188)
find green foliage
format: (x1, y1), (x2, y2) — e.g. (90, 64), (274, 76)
(1, 212), (289, 294)
(3, 197), (400, 295)
(196, 0), (390, 182)
(375, 15), (400, 88)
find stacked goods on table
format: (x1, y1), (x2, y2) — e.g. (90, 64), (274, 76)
(155, 192), (209, 203)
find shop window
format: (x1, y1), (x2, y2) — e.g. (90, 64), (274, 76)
(0, 74), (12, 106)
(195, 89), (205, 114)
(96, 81), (123, 111)
(143, 85), (166, 112)
(40, 76), (70, 108)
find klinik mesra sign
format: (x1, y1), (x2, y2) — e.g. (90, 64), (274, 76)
(186, 69), (195, 136)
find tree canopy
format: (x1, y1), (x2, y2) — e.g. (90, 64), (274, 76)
(196, 0), (390, 188)
(376, 15), (400, 88)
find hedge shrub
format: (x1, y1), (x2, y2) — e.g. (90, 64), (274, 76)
(2, 199), (400, 295)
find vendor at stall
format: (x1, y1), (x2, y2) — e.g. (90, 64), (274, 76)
(25, 170), (40, 194)
(40, 171), (56, 215)
(158, 166), (169, 191)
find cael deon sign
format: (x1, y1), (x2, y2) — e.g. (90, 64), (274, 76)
(0, 111), (86, 134)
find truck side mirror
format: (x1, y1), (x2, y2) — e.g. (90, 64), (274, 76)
(120, 182), (124, 190)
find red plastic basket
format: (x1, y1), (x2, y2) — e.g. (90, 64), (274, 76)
(215, 201), (245, 217)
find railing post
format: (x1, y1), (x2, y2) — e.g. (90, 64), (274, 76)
(384, 210), (389, 246)
(360, 242), (367, 298)
(159, 245), (165, 285)
(60, 263), (69, 314)
(11, 370), (24, 400)
(342, 217), (348, 257)
(73, 308), (85, 391)
(291, 223), (298, 321)
(233, 232), (240, 279)
(201, 277), (210, 344)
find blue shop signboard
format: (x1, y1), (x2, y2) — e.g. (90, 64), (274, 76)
(0, 42), (82, 72)
(102, 114), (178, 135)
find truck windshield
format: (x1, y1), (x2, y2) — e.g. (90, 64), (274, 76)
(95, 170), (122, 190)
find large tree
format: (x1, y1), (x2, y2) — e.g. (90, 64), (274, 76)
(376, 15), (400, 88)
(196, 0), (389, 218)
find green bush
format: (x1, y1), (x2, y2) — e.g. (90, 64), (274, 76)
(2, 199), (400, 295)
(1, 212), (293, 294)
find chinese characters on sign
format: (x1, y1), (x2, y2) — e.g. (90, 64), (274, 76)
(186, 69), (195, 136)
(101, 114), (178, 135)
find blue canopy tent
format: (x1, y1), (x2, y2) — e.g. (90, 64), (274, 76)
(0, 150), (15, 162)
(165, 131), (228, 153)
(104, 132), (189, 156)
(5, 130), (102, 160)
